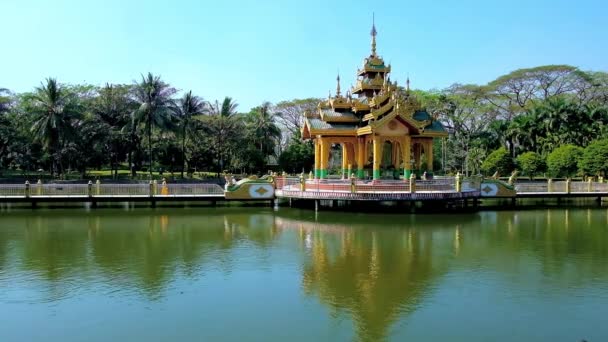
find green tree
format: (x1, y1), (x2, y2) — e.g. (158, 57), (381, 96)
(485, 65), (588, 119)
(507, 97), (608, 156)
(431, 84), (497, 174)
(210, 97), (238, 118)
(209, 96), (238, 172)
(0, 88), (11, 114)
(464, 146), (486, 175)
(172, 91), (207, 178)
(278, 136), (314, 173)
(247, 102), (282, 157)
(480, 147), (513, 176)
(28, 78), (82, 177)
(274, 98), (320, 139)
(132, 73), (176, 177)
(578, 139), (608, 176)
(546, 145), (584, 178)
(0, 88), (14, 170)
(516, 152), (544, 179)
(91, 84), (136, 178)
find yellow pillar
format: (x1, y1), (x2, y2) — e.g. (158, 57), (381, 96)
(391, 141), (398, 179)
(347, 143), (355, 176)
(356, 138), (366, 179)
(413, 141), (421, 176)
(319, 138), (329, 179)
(372, 136), (383, 180)
(426, 139), (434, 173)
(341, 143), (348, 178)
(401, 136), (412, 179)
(314, 139), (320, 178)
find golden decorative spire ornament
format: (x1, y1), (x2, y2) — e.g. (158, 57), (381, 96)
(370, 13), (377, 56)
(336, 74), (341, 97)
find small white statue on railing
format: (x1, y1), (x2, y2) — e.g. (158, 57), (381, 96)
(224, 173), (230, 191)
(508, 171), (518, 185)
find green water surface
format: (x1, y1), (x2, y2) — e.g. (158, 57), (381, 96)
(1, 206), (607, 341)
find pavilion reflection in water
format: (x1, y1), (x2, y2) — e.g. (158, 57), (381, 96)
(277, 216), (449, 341)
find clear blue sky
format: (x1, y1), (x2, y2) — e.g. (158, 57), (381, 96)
(2, 0), (607, 111)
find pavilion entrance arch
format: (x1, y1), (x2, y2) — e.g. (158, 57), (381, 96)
(411, 138), (434, 177)
(313, 136), (359, 179)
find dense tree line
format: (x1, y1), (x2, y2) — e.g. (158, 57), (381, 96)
(0, 74), (315, 179)
(418, 65), (608, 178)
(1, 64), (608, 180)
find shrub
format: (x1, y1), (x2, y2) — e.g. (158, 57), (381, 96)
(516, 152), (545, 179)
(278, 140), (314, 174)
(546, 145), (583, 178)
(579, 138), (608, 176)
(481, 147), (513, 176)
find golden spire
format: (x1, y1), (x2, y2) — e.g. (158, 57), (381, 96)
(336, 74), (341, 97)
(370, 13), (377, 56)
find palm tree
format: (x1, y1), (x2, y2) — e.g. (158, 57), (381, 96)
(132, 73), (176, 177)
(247, 101), (282, 158)
(172, 91), (207, 178)
(92, 83), (136, 178)
(30, 78), (81, 177)
(209, 97), (238, 172)
(210, 97), (238, 117)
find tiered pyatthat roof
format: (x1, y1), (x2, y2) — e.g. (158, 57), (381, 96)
(302, 20), (447, 139)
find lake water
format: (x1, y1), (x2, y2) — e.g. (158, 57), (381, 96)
(1, 206), (607, 341)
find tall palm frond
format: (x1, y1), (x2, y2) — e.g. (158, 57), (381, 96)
(29, 78), (81, 176)
(248, 101), (282, 157)
(132, 73), (177, 177)
(172, 90), (207, 177)
(210, 97), (238, 117)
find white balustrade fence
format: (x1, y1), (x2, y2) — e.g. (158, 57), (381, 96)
(0, 183), (224, 197)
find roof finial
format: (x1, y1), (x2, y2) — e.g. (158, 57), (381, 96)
(370, 13), (377, 56)
(406, 74), (410, 92)
(336, 73), (341, 97)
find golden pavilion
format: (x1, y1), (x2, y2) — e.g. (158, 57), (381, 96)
(301, 21), (448, 180)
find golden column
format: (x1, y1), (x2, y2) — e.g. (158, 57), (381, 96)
(391, 141), (398, 169)
(314, 139), (320, 178)
(413, 142), (421, 175)
(341, 143), (349, 179)
(356, 138), (366, 179)
(372, 136), (383, 180)
(319, 138), (329, 179)
(347, 143), (355, 177)
(401, 136), (412, 179)
(426, 139), (434, 173)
